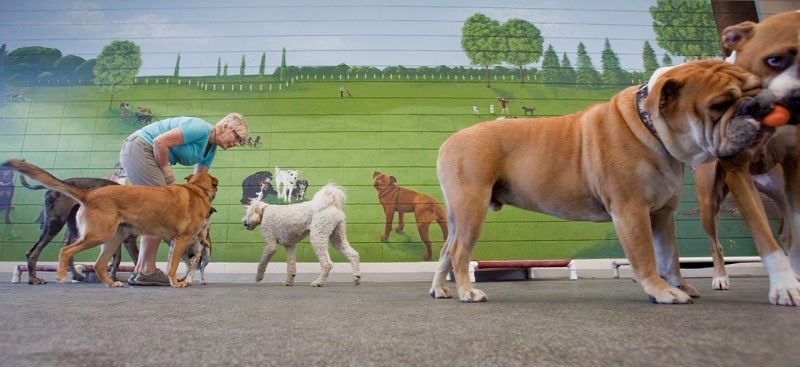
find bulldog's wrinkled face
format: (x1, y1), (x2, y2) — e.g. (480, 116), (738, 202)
(241, 200), (265, 231)
(722, 11), (800, 125)
(644, 60), (766, 165)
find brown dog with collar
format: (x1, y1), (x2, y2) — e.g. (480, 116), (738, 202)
(432, 60), (772, 304)
(2, 159), (218, 288)
(693, 11), (800, 304)
(372, 171), (447, 261)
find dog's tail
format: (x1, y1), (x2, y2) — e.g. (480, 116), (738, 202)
(18, 174), (47, 190)
(311, 183), (346, 211)
(2, 159), (88, 204)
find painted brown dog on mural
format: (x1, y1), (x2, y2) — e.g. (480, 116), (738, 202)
(372, 171), (447, 261)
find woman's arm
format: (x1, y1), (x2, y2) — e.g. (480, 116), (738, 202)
(152, 127), (184, 183)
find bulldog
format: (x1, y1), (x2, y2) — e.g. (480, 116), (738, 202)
(431, 60), (772, 304)
(693, 11), (800, 304)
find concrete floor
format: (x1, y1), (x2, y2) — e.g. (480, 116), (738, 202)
(0, 274), (795, 367)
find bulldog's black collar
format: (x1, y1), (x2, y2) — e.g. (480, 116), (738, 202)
(636, 84), (662, 143)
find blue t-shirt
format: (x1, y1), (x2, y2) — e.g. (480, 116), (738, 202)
(136, 116), (217, 167)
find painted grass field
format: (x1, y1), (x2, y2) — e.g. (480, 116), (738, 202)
(0, 77), (762, 264)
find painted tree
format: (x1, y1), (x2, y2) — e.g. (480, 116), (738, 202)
(173, 53), (180, 77)
(216, 57), (221, 77)
(502, 18), (543, 83)
(239, 54), (246, 79)
(259, 52), (266, 77)
(461, 13), (503, 87)
(93, 40), (141, 110)
(575, 42), (601, 87)
(601, 38), (626, 86)
(560, 53), (577, 85)
(223, 63), (228, 77)
(280, 47), (287, 81)
(662, 53), (674, 66)
(539, 44), (559, 84)
(642, 41), (660, 78)
(650, 0), (720, 60)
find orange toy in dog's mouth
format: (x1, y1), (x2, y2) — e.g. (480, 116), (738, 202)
(763, 105), (791, 127)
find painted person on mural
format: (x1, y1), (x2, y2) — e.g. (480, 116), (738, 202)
(119, 113), (250, 286)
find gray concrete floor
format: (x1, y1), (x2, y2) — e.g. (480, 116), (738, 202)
(0, 274), (795, 367)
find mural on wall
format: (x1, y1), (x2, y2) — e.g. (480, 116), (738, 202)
(0, 0), (763, 267)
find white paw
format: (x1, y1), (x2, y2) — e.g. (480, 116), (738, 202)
(769, 279), (800, 306)
(108, 281), (124, 288)
(711, 276), (730, 290)
(310, 280), (324, 287)
(430, 286), (452, 299)
(649, 287), (692, 304)
(459, 288), (488, 303)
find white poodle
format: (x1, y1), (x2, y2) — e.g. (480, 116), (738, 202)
(241, 183), (361, 287)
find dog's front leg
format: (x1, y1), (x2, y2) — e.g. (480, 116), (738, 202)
(611, 208), (691, 304)
(651, 209), (699, 298)
(395, 212), (405, 232)
(167, 235), (192, 288)
(284, 244), (297, 286)
(722, 160), (800, 306)
(255, 240), (279, 282)
(380, 205), (396, 241)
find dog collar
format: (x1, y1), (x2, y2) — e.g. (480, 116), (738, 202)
(636, 84), (662, 142)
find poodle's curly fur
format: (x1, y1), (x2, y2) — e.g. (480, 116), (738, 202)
(242, 183), (361, 286)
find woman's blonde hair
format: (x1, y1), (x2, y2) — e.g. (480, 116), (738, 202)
(216, 112), (249, 141)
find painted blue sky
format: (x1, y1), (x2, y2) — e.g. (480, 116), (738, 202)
(0, 0), (683, 76)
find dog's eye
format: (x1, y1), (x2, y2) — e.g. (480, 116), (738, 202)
(710, 99), (734, 112)
(765, 55), (791, 70)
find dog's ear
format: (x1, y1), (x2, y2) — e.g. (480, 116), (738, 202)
(209, 206), (218, 216)
(721, 21), (757, 55)
(390, 176), (397, 184)
(645, 77), (684, 120)
(211, 176), (219, 188)
(184, 174), (193, 182)
(373, 171), (380, 179)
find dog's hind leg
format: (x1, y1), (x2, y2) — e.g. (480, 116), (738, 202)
(284, 244), (297, 286)
(415, 221), (433, 261)
(395, 212), (405, 232)
(95, 233), (126, 287)
(330, 220), (361, 285)
(309, 232), (334, 287)
(25, 215), (67, 285)
(64, 217), (86, 282)
(255, 240), (279, 283)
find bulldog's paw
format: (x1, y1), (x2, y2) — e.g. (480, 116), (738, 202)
(309, 280), (324, 287)
(29, 277), (47, 285)
(379, 234), (389, 242)
(107, 281), (124, 288)
(677, 282), (700, 298)
(712, 275), (730, 290)
(284, 277), (295, 286)
(255, 272), (265, 282)
(353, 275), (361, 285)
(171, 280), (191, 288)
(459, 288), (488, 303)
(648, 287), (692, 304)
(768, 279), (800, 306)
(430, 286), (452, 299)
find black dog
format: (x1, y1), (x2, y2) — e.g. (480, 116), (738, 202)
(240, 171), (277, 204)
(521, 106), (535, 116)
(292, 179), (309, 202)
(20, 176), (139, 285)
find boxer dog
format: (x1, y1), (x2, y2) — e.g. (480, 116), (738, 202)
(431, 60), (773, 304)
(2, 159), (218, 288)
(693, 11), (800, 300)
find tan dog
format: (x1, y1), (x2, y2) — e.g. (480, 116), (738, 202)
(693, 11), (800, 301)
(2, 159), (218, 288)
(432, 60), (770, 304)
(372, 171), (447, 261)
